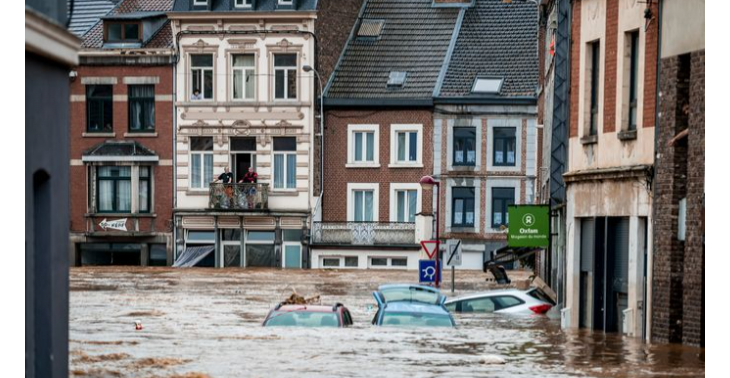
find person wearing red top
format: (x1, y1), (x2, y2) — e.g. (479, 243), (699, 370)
(239, 167), (258, 209)
(240, 166), (258, 184)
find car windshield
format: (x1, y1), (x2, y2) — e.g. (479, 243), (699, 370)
(264, 311), (339, 327)
(527, 288), (556, 305)
(380, 287), (440, 304)
(381, 312), (453, 327)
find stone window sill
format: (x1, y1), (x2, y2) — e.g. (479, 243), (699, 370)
(82, 132), (115, 138)
(450, 227), (477, 234)
(345, 163), (381, 169)
(85, 213), (157, 218)
(617, 130), (637, 141)
(124, 132), (158, 137)
(388, 163), (424, 169)
(580, 135), (598, 145)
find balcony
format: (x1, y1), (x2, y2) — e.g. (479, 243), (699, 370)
(208, 183), (269, 210)
(311, 222), (416, 246)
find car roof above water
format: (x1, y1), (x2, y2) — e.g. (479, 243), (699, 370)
(275, 305), (338, 313)
(444, 288), (532, 303)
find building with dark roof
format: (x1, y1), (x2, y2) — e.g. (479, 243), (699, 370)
(314, 0), (540, 271)
(68, 0), (176, 267)
(168, 0), (318, 269)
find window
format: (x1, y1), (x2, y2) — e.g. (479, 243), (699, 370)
(452, 187), (475, 227)
(345, 256), (358, 267)
(588, 41), (600, 136)
(396, 131), (417, 162)
(460, 297), (496, 313)
(370, 258), (387, 267)
(232, 54), (255, 100)
(191, 54), (213, 100)
(357, 19), (384, 38)
(354, 131), (375, 162)
(86, 85), (113, 132)
(97, 166), (131, 213)
(472, 77), (503, 94)
(395, 190), (417, 222)
(493, 127), (516, 166)
(390, 124), (421, 166)
(352, 190), (374, 222)
(491, 187), (515, 228)
(391, 258), (407, 267)
(128, 85), (155, 132)
(274, 54), (297, 100)
(193, 0), (207, 5)
(273, 137), (296, 189)
(453, 127), (476, 166)
(323, 258), (341, 267)
(369, 257), (408, 268)
(105, 22), (141, 43)
(139, 166), (151, 213)
(627, 31), (639, 131)
(387, 71), (407, 87)
(235, 0), (253, 7)
(190, 137), (214, 189)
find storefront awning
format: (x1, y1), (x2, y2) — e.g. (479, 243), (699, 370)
(173, 245), (214, 268)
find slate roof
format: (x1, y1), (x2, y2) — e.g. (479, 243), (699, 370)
(437, 0), (539, 98)
(79, 0), (175, 49)
(171, 0), (318, 12)
(68, 0), (119, 36)
(83, 141), (158, 158)
(324, 0), (461, 101)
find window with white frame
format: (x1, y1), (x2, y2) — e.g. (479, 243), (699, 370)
(369, 257), (407, 269)
(232, 54), (255, 100)
(190, 137), (214, 189)
(96, 165), (151, 213)
(193, 0), (207, 5)
(347, 124), (379, 166)
(235, 0), (253, 7)
(191, 54), (213, 100)
(273, 137), (296, 189)
(390, 183), (420, 223)
(283, 229), (302, 268)
(348, 183), (379, 222)
(273, 53), (297, 100)
(390, 124), (422, 166)
(320, 256), (359, 269)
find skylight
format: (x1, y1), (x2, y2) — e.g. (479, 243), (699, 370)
(472, 78), (503, 94)
(387, 71), (407, 87)
(358, 19), (384, 37)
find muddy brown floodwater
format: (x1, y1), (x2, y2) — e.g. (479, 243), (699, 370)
(69, 267), (704, 378)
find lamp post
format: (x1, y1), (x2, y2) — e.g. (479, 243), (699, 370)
(420, 175), (440, 288)
(302, 65), (324, 200)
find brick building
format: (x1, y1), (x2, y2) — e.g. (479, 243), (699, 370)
(68, 0), (176, 266)
(651, 0), (705, 347)
(563, 0), (658, 339)
(433, 0), (539, 270)
(312, 0), (461, 270)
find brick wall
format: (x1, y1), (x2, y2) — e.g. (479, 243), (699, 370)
(569, 0), (581, 138)
(69, 65), (174, 234)
(642, 0), (659, 128)
(651, 50), (704, 347)
(322, 109), (434, 222)
(602, 0), (618, 133)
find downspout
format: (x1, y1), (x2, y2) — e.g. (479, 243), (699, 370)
(647, 0), (663, 343)
(172, 45), (178, 263)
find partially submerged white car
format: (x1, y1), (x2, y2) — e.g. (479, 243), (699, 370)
(444, 288), (554, 315)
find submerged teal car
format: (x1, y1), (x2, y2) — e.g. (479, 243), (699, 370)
(371, 284), (455, 327)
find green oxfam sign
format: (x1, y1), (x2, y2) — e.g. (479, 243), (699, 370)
(508, 205), (550, 247)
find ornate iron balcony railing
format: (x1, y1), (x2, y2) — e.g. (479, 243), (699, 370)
(208, 183), (269, 210)
(311, 222), (416, 245)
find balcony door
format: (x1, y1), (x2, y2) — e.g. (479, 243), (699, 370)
(230, 137), (256, 183)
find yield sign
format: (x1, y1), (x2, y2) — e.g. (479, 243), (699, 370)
(420, 240), (439, 259)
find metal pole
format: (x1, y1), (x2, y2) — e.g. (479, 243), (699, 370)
(451, 265), (455, 293)
(435, 182), (440, 288)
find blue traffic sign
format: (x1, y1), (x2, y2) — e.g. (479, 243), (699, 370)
(419, 259), (439, 283)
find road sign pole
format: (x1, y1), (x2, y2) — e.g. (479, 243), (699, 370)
(435, 182), (440, 288)
(451, 266), (455, 293)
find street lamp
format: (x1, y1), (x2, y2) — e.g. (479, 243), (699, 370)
(303, 64), (324, 201)
(419, 175), (440, 288)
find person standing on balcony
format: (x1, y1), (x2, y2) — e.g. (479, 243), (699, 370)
(240, 166), (258, 184)
(214, 166), (234, 184)
(239, 166), (258, 209)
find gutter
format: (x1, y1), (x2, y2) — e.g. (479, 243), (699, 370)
(433, 96), (538, 105)
(324, 98), (433, 108)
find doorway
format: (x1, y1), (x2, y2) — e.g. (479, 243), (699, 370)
(231, 137), (257, 182)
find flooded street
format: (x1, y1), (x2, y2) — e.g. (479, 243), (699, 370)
(69, 268), (704, 378)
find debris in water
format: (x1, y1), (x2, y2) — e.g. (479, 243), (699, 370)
(135, 320), (143, 330)
(480, 355), (507, 365)
(280, 292), (320, 305)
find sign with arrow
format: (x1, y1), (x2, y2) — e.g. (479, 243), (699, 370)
(420, 240), (439, 259)
(99, 218), (128, 231)
(446, 239), (462, 267)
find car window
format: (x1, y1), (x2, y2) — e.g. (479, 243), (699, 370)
(265, 311), (340, 327)
(527, 288), (556, 305)
(493, 295), (524, 310)
(381, 312), (453, 327)
(461, 297), (496, 313)
(343, 309), (353, 326)
(380, 287), (440, 304)
(444, 302), (457, 312)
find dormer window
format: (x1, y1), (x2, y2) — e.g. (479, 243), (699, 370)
(387, 71), (407, 87)
(278, 0), (293, 6)
(105, 22), (141, 43)
(193, 0), (208, 5)
(235, 0), (253, 7)
(472, 77), (503, 94)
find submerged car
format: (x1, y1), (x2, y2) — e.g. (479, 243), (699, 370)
(372, 284), (455, 327)
(263, 303), (353, 327)
(444, 288), (553, 315)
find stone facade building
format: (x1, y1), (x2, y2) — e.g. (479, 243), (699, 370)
(170, 0), (317, 269)
(563, 0), (658, 339)
(651, 0), (705, 347)
(68, 0), (176, 266)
